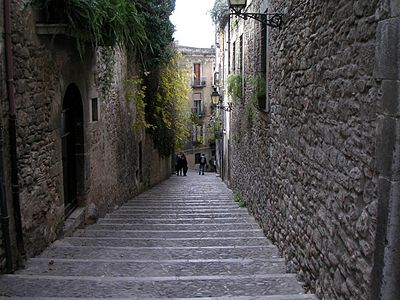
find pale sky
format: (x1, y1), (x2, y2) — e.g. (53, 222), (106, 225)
(170, 0), (216, 48)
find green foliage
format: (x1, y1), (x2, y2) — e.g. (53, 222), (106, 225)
(191, 112), (202, 126)
(231, 17), (239, 31)
(146, 50), (191, 155)
(125, 75), (151, 131)
(210, 0), (230, 31)
(233, 192), (246, 207)
(34, 0), (176, 68)
(249, 74), (266, 98)
(35, 0), (148, 54)
(135, 0), (176, 70)
(207, 118), (222, 146)
(227, 74), (243, 103)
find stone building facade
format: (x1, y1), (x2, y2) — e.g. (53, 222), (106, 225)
(217, 0), (399, 299)
(0, 1), (171, 272)
(179, 46), (216, 171)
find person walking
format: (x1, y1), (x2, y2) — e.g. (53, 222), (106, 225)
(175, 154), (183, 176)
(181, 153), (188, 176)
(199, 153), (206, 175)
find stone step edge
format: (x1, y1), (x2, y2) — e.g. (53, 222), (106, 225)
(4, 273), (297, 282)
(64, 236), (267, 241)
(3, 295), (317, 300)
(50, 243), (277, 250)
(91, 223), (258, 226)
(82, 229), (263, 233)
(30, 258), (285, 263)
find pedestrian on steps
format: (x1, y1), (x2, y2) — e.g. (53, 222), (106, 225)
(181, 153), (188, 176)
(199, 153), (206, 175)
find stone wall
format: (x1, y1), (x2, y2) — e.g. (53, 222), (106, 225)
(0, 0), (171, 272)
(372, 0), (400, 298)
(228, 0), (382, 298)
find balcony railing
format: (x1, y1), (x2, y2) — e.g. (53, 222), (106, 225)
(191, 78), (207, 87)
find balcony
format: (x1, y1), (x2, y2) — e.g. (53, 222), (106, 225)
(191, 78), (207, 87)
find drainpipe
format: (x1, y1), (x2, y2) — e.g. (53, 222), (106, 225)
(4, 0), (26, 264)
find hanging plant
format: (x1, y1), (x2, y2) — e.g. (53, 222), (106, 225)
(34, 0), (148, 55)
(249, 73), (266, 110)
(227, 74), (243, 103)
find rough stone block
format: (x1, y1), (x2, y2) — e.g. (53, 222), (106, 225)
(381, 80), (400, 116)
(391, 0), (400, 17)
(381, 180), (400, 299)
(376, 116), (400, 180)
(375, 18), (400, 80)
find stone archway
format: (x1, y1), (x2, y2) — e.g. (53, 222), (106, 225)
(61, 84), (84, 217)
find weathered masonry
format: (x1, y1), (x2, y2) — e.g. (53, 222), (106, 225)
(215, 0), (400, 299)
(0, 1), (171, 272)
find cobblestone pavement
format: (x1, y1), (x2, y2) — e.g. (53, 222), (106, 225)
(0, 171), (316, 299)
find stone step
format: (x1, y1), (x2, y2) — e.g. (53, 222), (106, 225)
(21, 258), (286, 277)
(87, 223), (260, 231)
(106, 212), (250, 218)
(60, 236), (272, 248)
(0, 295), (317, 300)
(0, 274), (307, 298)
(122, 204), (240, 209)
(114, 208), (246, 213)
(97, 217), (256, 225)
(38, 243), (280, 260)
(76, 229), (265, 238)
(129, 199), (235, 203)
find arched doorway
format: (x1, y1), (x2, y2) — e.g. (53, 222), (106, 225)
(61, 84), (84, 217)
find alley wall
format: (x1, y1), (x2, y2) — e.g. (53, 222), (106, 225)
(228, 0), (384, 298)
(0, 0), (171, 271)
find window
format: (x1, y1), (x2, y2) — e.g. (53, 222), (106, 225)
(193, 93), (203, 114)
(193, 63), (201, 85)
(91, 98), (99, 122)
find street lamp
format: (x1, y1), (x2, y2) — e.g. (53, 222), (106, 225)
(227, 0), (283, 28)
(211, 88), (232, 112)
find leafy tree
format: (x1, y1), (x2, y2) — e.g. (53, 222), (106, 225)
(134, 0), (176, 70)
(148, 49), (191, 155)
(210, 0), (230, 31)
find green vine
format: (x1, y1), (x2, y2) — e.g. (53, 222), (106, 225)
(145, 50), (191, 155)
(124, 75), (150, 131)
(34, 0), (148, 55)
(227, 74), (243, 104)
(233, 192), (246, 207)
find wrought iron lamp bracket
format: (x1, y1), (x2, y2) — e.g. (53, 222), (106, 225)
(230, 12), (283, 29)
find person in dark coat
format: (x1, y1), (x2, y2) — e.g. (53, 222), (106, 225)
(175, 154), (182, 176)
(181, 153), (188, 176)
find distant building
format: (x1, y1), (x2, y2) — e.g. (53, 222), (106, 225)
(178, 46), (216, 171)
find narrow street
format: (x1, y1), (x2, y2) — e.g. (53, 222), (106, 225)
(0, 171), (316, 299)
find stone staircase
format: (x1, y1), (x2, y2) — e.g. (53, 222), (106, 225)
(0, 171), (317, 299)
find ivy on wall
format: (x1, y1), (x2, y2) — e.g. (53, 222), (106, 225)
(35, 0), (191, 156)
